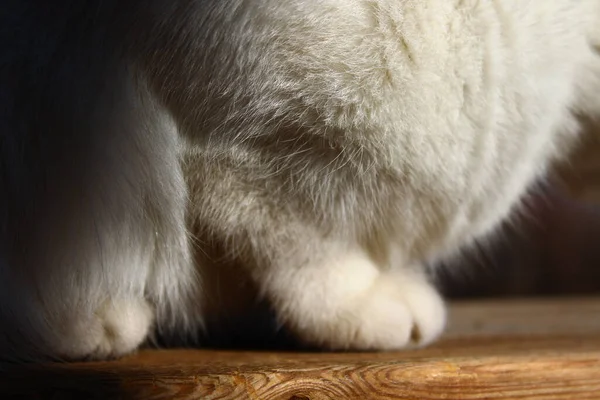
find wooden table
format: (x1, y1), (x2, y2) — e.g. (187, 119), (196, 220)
(2, 297), (600, 399)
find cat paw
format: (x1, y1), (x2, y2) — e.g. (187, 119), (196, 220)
(53, 298), (154, 360)
(357, 273), (446, 349)
(277, 249), (446, 351)
(325, 273), (446, 350)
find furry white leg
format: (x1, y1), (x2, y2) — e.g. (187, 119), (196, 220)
(265, 245), (446, 350)
(0, 72), (195, 363)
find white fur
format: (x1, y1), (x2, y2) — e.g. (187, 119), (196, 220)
(1, 0), (599, 362)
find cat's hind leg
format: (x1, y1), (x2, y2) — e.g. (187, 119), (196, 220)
(0, 73), (197, 362)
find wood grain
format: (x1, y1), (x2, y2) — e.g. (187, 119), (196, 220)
(3, 297), (600, 399)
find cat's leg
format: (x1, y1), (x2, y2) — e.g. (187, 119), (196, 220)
(0, 74), (197, 362)
(187, 148), (445, 350)
(193, 204), (447, 350)
(255, 238), (445, 350)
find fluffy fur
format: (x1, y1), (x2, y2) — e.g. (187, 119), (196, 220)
(1, 0), (599, 362)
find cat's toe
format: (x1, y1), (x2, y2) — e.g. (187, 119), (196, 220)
(393, 274), (446, 346)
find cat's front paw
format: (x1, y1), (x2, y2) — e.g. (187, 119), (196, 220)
(347, 273), (446, 350)
(312, 273), (445, 350)
(275, 250), (446, 351)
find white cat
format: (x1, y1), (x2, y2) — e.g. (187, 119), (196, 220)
(1, 0), (599, 362)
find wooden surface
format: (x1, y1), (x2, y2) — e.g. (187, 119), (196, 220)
(3, 297), (600, 399)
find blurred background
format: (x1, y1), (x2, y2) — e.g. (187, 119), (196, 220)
(440, 118), (600, 299)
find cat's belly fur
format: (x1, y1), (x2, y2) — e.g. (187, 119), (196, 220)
(151, 0), (600, 265)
